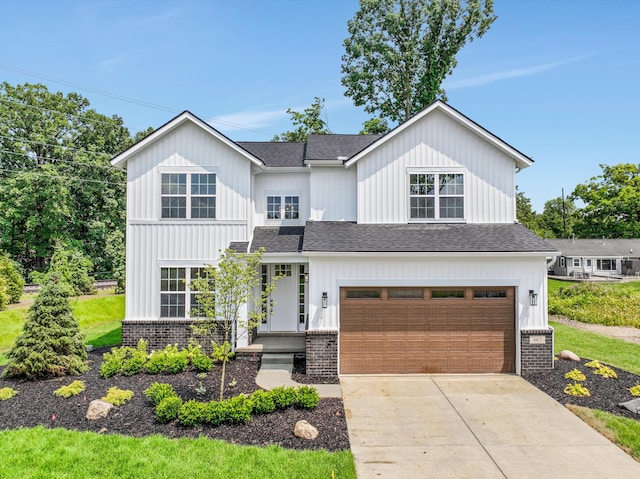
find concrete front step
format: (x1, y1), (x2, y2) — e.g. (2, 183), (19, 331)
(261, 353), (294, 366)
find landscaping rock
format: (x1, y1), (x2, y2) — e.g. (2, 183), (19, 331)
(558, 350), (580, 361)
(86, 399), (114, 420)
(619, 398), (640, 415)
(294, 420), (318, 440)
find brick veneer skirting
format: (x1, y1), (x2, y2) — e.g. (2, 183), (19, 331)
(121, 319), (227, 352)
(520, 328), (554, 371)
(305, 329), (338, 377)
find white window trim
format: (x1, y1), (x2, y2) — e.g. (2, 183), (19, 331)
(160, 266), (214, 319)
(264, 191), (302, 224)
(573, 258), (581, 267)
(158, 168), (218, 221)
(406, 168), (466, 223)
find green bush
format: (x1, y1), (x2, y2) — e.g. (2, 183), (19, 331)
(221, 394), (253, 424)
(0, 387), (18, 400)
(100, 340), (148, 378)
(295, 385), (320, 409)
(155, 396), (183, 423)
(102, 387), (134, 406)
(203, 401), (226, 426)
(191, 352), (213, 372)
(0, 276), (9, 310)
(270, 386), (297, 409)
(144, 382), (177, 406)
(564, 369), (586, 382)
(54, 380), (86, 398)
(178, 400), (207, 427)
(0, 252), (25, 304)
(145, 344), (189, 374)
(250, 389), (276, 415)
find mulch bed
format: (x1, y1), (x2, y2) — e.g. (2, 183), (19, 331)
(0, 348), (350, 451)
(524, 356), (640, 421)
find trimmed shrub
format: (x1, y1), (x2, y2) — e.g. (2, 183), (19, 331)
(145, 345), (189, 374)
(203, 401), (226, 426)
(102, 387), (134, 406)
(250, 389), (276, 415)
(178, 400), (207, 427)
(0, 387), (18, 400)
(54, 380), (86, 398)
(100, 340), (147, 378)
(155, 396), (183, 423)
(295, 385), (320, 409)
(270, 386), (297, 409)
(221, 394), (253, 424)
(144, 382), (177, 406)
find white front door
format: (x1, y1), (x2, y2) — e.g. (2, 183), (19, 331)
(263, 264), (306, 332)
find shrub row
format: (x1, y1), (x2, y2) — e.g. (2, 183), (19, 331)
(144, 383), (320, 427)
(100, 340), (214, 378)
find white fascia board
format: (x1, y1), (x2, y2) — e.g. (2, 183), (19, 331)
(305, 160), (345, 167)
(111, 111), (265, 170)
(260, 252), (309, 263)
(303, 251), (556, 258)
(344, 101), (533, 170)
(260, 167), (310, 174)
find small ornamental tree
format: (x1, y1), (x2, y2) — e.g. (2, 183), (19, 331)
(32, 241), (95, 296)
(3, 273), (87, 379)
(0, 253), (25, 304)
(190, 248), (277, 400)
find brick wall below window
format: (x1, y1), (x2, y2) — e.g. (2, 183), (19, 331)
(122, 319), (229, 353)
(305, 329), (338, 377)
(520, 328), (554, 371)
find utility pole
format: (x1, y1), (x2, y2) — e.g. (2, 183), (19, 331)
(562, 188), (567, 239)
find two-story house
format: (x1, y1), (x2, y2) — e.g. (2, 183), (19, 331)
(111, 101), (558, 376)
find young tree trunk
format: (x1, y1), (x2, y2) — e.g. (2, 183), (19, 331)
(219, 356), (227, 401)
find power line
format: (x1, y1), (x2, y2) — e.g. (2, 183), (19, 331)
(0, 166), (125, 187)
(0, 149), (120, 172)
(0, 134), (113, 158)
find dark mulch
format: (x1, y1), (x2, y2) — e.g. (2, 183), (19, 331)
(0, 348), (350, 451)
(291, 357), (340, 385)
(524, 356), (640, 421)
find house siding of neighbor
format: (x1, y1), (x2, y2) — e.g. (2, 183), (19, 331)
(112, 101), (559, 376)
(547, 238), (640, 278)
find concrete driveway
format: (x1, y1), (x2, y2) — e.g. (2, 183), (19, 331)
(341, 375), (640, 478)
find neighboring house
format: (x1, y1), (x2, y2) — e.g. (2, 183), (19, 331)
(111, 101), (558, 376)
(547, 238), (640, 277)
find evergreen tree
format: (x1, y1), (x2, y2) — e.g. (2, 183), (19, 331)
(3, 273), (87, 378)
(0, 252), (25, 304)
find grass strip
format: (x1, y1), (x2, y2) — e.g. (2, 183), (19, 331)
(0, 427), (355, 479)
(567, 405), (640, 461)
(551, 320), (640, 376)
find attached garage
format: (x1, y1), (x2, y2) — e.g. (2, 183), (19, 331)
(339, 286), (515, 374)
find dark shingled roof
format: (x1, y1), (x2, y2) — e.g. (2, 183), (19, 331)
(251, 226), (305, 253)
(237, 142), (306, 167)
(228, 242), (249, 253)
(302, 222), (558, 253)
(305, 134), (381, 160)
(546, 238), (640, 258)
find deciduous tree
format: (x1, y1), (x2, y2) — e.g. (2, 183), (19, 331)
(272, 97), (329, 142)
(342, 0), (496, 123)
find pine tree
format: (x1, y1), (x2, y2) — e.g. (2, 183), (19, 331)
(3, 273), (87, 378)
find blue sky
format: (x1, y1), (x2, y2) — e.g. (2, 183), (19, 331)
(1, 0), (638, 212)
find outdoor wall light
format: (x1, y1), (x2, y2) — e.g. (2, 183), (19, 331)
(529, 289), (538, 307)
(322, 291), (328, 309)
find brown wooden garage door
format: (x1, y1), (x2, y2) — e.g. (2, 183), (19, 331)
(340, 287), (515, 374)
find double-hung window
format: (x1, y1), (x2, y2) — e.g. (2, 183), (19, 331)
(409, 172), (464, 220)
(161, 173), (216, 219)
(160, 266), (214, 318)
(266, 195), (299, 221)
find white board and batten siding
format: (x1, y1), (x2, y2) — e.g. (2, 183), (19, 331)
(253, 171), (309, 227)
(356, 109), (517, 224)
(125, 121), (253, 320)
(307, 254), (549, 332)
(309, 167), (357, 221)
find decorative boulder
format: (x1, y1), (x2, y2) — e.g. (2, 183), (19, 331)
(86, 399), (114, 420)
(619, 398), (640, 415)
(558, 350), (580, 361)
(294, 420), (319, 440)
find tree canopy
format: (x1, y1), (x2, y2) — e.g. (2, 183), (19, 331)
(0, 82), (142, 279)
(272, 97), (330, 142)
(341, 0), (496, 123)
(571, 163), (640, 238)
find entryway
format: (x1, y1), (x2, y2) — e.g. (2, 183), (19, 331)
(259, 263), (307, 333)
(342, 375), (640, 478)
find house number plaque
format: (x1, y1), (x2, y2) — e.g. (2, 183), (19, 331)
(529, 336), (546, 344)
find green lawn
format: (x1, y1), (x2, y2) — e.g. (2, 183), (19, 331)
(0, 427), (355, 479)
(551, 320), (640, 375)
(0, 293), (124, 365)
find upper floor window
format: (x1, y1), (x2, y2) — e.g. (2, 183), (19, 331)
(161, 173), (216, 219)
(266, 195), (299, 221)
(409, 173), (464, 220)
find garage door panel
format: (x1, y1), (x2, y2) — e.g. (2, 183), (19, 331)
(340, 286), (515, 374)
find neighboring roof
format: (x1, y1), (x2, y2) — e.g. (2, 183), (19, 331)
(251, 226), (305, 253)
(547, 238), (640, 258)
(111, 110), (264, 169)
(344, 100), (533, 170)
(302, 222), (558, 253)
(228, 242), (249, 253)
(237, 142), (306, 167)
(305, 134), (381, 160)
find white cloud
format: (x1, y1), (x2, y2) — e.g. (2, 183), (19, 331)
(445, 55), (592, 90)
(208, 108), (288, 132)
